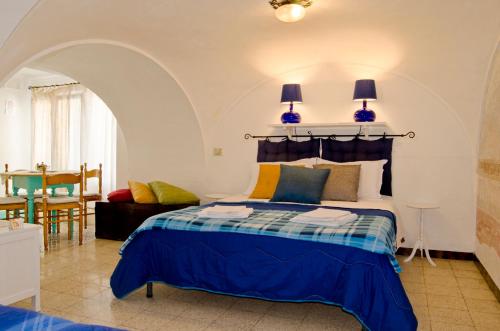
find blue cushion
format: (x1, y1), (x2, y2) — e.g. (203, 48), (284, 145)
(270, 165), (330, 204)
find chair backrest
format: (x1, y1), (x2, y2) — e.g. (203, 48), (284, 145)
(84, 163), (102, 194)
(41, 165), (84, 199)
(4, 164), (9, 196)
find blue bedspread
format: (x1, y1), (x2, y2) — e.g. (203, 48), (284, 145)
(0, 305), (122, 331)
(120, 202), (401, 272)
(111, 202), (417, 331)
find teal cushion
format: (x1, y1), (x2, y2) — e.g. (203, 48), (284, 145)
(270, 165), (330, 204)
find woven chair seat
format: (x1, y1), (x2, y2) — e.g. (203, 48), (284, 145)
(0, 197), (25, 205)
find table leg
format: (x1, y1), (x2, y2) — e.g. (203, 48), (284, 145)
(420, 209), (436, 266)
(27, 192), (35, 224)
(32, 292), (41, 312)
(405, 208), (424, 264)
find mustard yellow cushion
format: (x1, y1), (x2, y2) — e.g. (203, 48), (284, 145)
(128, 180), (158, 204)
(249, 164), (304, 199)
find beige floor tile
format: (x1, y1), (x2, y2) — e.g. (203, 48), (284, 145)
(417, 319), (432, 331)
(177, 302), (229, 323)
(449, 260), (479, 272)
(424, 274), (459, 287)
(453, 269), (484, 280)
(430, 321), (476, 331)
(408, 292), (428, 307)
(464, 297), (500, 314)
(413, 305), (430, 322)
(460, 287), (497, 301)
(253, 315), (303, 331)
(425, 284), (462, 297)
(423, 267), (455, 278)
(404, 282), (427, 294)
(469, 310), (500, 329)
(428, 308), (474, 326)
(427, 294), (467, 311)
(231, 298), (274, 314)
(401, 272), (425, 284)
(456, 277), (490, 290)
(265, 302), (312, 321)
(215, 308), (264, 329)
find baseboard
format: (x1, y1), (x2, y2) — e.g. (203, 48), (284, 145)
(396, 248), (500, 302)
(396, 247), (475, 260)
(474, 259), (500, 302)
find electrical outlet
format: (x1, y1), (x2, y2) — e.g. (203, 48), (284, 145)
(213, 148), (223, 156)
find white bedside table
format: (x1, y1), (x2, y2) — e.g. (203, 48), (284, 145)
(404, 202), (439, 267)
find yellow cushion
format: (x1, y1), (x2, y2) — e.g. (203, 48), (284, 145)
(249, 164), (303, 199)
(128, 180), (158, 204)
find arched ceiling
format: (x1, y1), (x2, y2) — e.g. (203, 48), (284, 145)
(0, 0), (37, 47)
(0, 0), (499, 140)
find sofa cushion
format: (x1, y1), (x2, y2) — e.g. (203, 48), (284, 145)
(107, 189), (134, 203)
(148, 181), (199, 205)
(128, 180), (158, 204)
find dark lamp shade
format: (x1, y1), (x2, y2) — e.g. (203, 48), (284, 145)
(280, 84), (303, 103)
(353, 79), (377, 101)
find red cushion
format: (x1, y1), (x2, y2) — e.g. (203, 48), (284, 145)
(107, 189), (134, 203)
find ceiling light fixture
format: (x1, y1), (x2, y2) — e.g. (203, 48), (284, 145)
(269, 0), (312, 23)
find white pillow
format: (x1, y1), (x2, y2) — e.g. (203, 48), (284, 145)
(243, 158), (318, 195)
(316, 159), (388, 200)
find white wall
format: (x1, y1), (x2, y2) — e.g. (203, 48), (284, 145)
(206, 63), (475, 252)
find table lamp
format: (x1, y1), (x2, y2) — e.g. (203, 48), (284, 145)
(280, 84), (303, 124)
(353, 79), (377, 122)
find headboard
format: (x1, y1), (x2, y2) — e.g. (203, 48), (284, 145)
(257, 138), (320, 162)
(321, 137), (393, 196)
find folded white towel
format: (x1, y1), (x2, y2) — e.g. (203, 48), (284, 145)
(291, 213), (358, 227)
(198, 208), (254, 219)
(298, 208), (351, 220)
(204, 205), (248, 214)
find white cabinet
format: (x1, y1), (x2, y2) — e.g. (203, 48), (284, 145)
(0, 222), (41, 311)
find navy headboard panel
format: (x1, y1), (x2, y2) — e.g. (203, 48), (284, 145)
(321, 138), (394, 196)
(257, 138), (320, 162)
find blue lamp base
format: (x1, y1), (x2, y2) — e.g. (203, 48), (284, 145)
(354, 108), (376, 122)
(281, 111), (301, 124)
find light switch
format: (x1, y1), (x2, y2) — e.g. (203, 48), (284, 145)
(213, 148), (223, 156)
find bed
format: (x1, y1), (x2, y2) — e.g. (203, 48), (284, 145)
(110, 137), (417, 331)
(0, 305), (122, 331)
(110, 196), (417, 331)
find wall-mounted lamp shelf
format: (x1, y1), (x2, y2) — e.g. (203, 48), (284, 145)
(244, 122), (415, 140)
(268, 122), (387, 129)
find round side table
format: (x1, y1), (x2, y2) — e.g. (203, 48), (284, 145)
(404, 202), (439, 267)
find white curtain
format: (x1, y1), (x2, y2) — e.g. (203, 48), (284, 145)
(31, 85), (116, 195)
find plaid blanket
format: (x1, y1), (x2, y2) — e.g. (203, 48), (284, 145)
(120, 202), (400, 272)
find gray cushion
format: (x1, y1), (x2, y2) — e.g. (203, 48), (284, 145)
(313, 164), (361, 202)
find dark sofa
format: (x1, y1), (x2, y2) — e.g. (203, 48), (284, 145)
(95, 201), (199, 241)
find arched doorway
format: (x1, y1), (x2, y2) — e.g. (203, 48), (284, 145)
(0, 42), (206, 195)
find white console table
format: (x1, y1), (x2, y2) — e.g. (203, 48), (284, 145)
(0, 222), (41, 311)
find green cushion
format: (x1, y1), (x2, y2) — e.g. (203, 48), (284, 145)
(148, 181), (200, 205)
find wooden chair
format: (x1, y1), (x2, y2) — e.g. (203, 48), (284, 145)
(34, 165), (84, 250)
(1, 164), (27, 223)
(82, 163), (102, 229)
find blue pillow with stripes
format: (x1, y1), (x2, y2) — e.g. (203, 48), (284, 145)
(270, 165), (330, 204)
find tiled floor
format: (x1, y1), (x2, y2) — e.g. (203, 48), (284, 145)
(12, 217), (500, 331)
